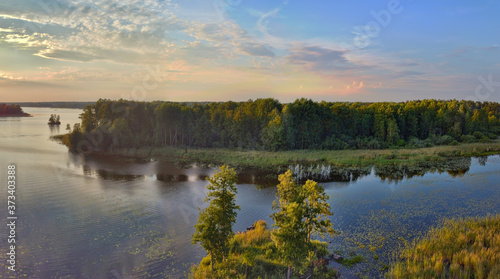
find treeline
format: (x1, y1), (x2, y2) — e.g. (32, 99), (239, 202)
(0, 103), (25, 115)
(66, 98), (500, 152)
(10, 102), (95, 109)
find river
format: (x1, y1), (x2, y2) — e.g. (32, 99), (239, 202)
(1, 107), (499, 278)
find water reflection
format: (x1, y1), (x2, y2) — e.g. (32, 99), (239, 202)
(48, 123), (60, 135)
(375, 156), (471, 182)
(156, 173), (189, 182)
(71, 152), (483, 186)
(478, 155), (488, 166)
(83, 166), (145, 181)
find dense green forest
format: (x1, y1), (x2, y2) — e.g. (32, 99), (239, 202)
(0, 103), (28, 116)
(64, 98), (500, 152)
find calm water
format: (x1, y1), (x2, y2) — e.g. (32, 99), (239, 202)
(0, 107), (499, 278)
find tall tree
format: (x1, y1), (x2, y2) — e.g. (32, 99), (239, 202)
(192, 206), (222, 271)
(271, 170), (336, 278)
(271, 170), (308, 279)
(271, 201), (309, 279)
(192, 165), (240, 269)
(301, 180), (335, 241)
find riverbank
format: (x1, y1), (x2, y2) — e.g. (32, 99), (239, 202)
(53, 136), (500, 171)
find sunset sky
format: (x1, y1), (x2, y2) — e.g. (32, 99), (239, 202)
(0, 0), (499, 103)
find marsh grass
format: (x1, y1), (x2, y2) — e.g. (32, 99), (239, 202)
(97, 140), (500, 171)
(51, 132), (500, 171)
(387, 215), (500, 279)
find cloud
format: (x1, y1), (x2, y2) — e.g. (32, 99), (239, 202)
(178, 41), (227, 62)
(344, 80), (364, 90)
(0, 0), (183, 65)
(35, 49), (100, 62)
(239, 42), (274, 57)
(287, 46), (351, 71)
(187, 20), (276, 60)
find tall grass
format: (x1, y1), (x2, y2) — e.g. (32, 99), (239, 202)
(387, 215), (500, 279)
(105, 140), (500, 171)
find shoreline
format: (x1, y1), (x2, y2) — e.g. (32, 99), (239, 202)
(0, 113), (32, 117)
(52, 135), (500, 173)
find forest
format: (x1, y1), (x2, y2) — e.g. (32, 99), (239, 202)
(0, 103), (27, 115)
(64, 98), (500, 152)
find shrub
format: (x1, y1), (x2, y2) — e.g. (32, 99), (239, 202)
(487, 132), (498, 139)
(408, 137), (424, 148)
(460, 134), (477, 143)
(422, 138), (434, 147)
(479, 136), (491, 143)
(436, 135), (454, 145)
(473, 131), (486, 139)
(395, 139), (406, 147)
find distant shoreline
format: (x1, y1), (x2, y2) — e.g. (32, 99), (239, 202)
(0, 113), (32, 117)
(8, 102), (95, 109)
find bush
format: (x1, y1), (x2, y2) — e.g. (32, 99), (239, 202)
(487, 132), (498, 139)
(479, 136), (491, 143)
(395, 139), (406, 147)
(408, 137), (425, 148)
(436, 135), (454, 145)
(473, 131), (486, 139)
(460, 134), (477, 143)
(422, 138), (434, 147)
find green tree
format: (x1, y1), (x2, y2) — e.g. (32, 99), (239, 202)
(271, 170), (336, 278)
(48, 114), (61, 125)
(262, 110), (284, 151)
(273, 170), (300, 207)
(192, 165), (240, 270)
(271, 170), (308, 279)
(80, 105), (96, 131)
(302, 180), (335, 241)
(272, 201), (309, 279)
(192, 206), (222, 271)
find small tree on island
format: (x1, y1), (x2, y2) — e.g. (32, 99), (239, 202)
(271, 170), (335, 279)
(48, 114), (61, 125)
(192, 165), (240, 271)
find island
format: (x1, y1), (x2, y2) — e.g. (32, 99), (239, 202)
(52, 98), (500, 178)
(0, 103), (31, 117)
(48, 114), (61, 125)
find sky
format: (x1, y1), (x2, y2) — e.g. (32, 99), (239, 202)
(0, 0), (499, 103)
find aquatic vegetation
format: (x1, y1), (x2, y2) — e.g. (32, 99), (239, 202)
(387, 215), (500, 278)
